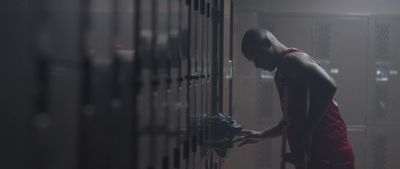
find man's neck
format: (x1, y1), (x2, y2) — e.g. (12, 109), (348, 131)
(273, 45), (289, 68)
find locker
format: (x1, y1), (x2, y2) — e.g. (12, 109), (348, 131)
(315, 16), (369, 126)
(107, 0), (135, 168)
(1, 1), (41, 168)
(369, 17), (400, 126)
(136, 0), (153, 167)
(367, 126), (400, 169)
(45, 1), (82, 169)
(347, 129), (367, 169)
(315, 16), (369, 169)
(110, 47), (134, 169)
(0, 0), (233, 169)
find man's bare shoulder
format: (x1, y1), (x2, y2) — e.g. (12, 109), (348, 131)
(280, 52), (315, 71)
(279, 51), (323, 81)
(282, 51), (315, 65)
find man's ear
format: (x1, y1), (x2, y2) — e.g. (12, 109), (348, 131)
(264, 38), (272, 48)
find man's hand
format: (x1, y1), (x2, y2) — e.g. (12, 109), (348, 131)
(233, 129), (264, 147)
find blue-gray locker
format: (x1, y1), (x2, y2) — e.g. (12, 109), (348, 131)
(367, 16), (400, 169)
(315, 16), (369, 169)
(368, 126), (400, 169)
(315, 16), (369, 126)
(42, 1), (82, 169)
(369, 17), (400, 126)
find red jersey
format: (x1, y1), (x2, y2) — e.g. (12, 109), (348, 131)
(274, 49), (355, 169)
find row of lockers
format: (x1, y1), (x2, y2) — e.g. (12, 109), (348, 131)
(0, 0), (233, 169)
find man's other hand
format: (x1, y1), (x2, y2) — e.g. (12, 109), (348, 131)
(233, 129), (264, 147)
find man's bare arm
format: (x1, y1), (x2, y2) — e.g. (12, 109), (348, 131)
(280, 53), (337, 134)
(260, 119), (285, 137)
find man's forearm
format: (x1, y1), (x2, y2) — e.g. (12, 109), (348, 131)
(261, 120), (285, 137)
(304, 86), (336, 133)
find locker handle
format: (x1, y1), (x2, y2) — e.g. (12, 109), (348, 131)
(200, 0), (205, 15)
(330, 68), (339, 74)
(162, 156), (169, 169)
(173, 147), (180, 168)
(194, 0), (199, 11)
(206, 3), (211, 18)
(199, 129), (204, 145)
(183, 140), (189, 159)
(389, 70), (398, 75)
(191, 135), (197, 152)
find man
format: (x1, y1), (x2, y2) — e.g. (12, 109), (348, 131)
(235, 28), (355, 169)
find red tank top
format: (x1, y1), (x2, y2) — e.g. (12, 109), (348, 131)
(274, 48), (354, 168)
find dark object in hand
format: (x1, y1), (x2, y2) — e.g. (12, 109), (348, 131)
(209, 113), (242, 157)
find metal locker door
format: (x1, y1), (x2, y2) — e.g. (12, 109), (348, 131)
(107, 0), (135, 168)
(315, 16), (369, 169)
(0, 1), (38, 169)
(190, 0), (201, 166)
(154, 1), (171, 169)
(165, 1), (184, 169)
(367, 16), (400, 169)
(176, 0), (190, 168)
(370, 17), (400, 126)
(369, 126), (400, 169)
(45, 1), (83, 169)
(136, 0), (154, 168)
(315, 16), (369, 126)
(82, 1), (116, 168)
(185, 0), (197, 168)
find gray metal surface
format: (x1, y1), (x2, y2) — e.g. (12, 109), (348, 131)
(316, 16), (369, 126)
(369, 17), (400, 126)
(1, 0), (232, 169)
(367, 16), (400, 169)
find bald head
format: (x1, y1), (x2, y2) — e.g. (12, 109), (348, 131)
(241, 28), (288, 71)
(241, 28), (268, 61)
